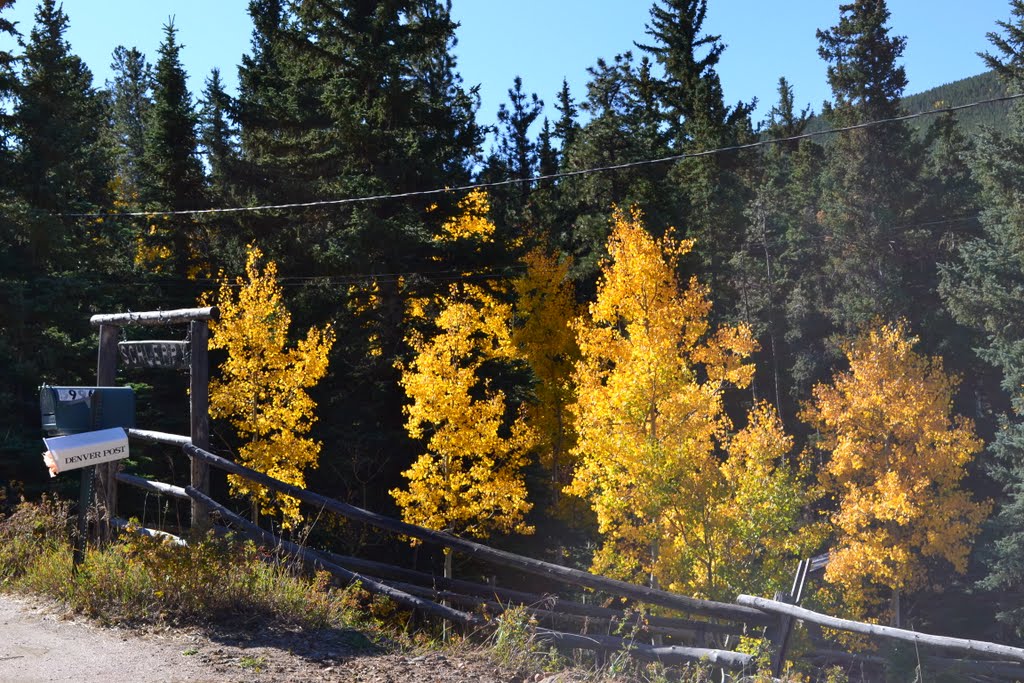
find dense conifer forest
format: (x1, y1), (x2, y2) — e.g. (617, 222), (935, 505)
(6, 0), (1024, 637)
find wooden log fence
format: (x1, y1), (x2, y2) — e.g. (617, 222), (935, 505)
(738, 595), (1024, 665)
(381, 580), (732, 643)
(110, 517), (186, 546)
(183, 442), (770, 627)
(112, 466), (745, 643)
(184, 485), (480, 626)
(313, 548), (742, 637)
(532, 629), (752, 670)
(115, 472), (188, 500)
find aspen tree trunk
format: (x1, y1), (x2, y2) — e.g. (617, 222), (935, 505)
(890, 588), (902, 628)
(443, 548), (453, 641)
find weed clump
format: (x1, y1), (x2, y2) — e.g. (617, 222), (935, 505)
(1, 499), (362, 631)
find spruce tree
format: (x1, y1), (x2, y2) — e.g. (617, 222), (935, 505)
(941, 0), (1024, 634)
(815, 0), (922, 333)
(552, 79), (580, 157)
(485, 75), (543, 238)
(560, 52), (673, 286)
(107, 45), (151, 206)
(233, 0), (485, 510)
(2, 0), (114, 492)
(730, 78), (821, 415)
(15, 0), (110, 261)
(638, 0), (754, 314)
(140, 20), (206, 277)
(199, 68), (238, 204)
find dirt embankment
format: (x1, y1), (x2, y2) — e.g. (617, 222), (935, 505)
(0, 593), (554, 683)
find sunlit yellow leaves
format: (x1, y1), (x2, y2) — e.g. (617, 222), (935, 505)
(436, 189), (495, 243)
(803, 320), (990, 618)
(204, 245), (335, 529)
(567, 206), (787, 598)
(391, 283), (535, 541)
(512, 249), (582, 501)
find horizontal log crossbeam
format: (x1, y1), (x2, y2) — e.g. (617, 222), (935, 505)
(90, 307), (219, 327)
(738, 595), (1024, 665)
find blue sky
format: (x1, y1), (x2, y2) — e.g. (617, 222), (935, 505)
(0, 0), (1014, 129)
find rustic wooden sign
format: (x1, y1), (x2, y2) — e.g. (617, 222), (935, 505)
(118, 340), (190, 370)
(42, 427), (130, 476)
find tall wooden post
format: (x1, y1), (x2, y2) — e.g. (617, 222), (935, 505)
(94, 324), (120, 541)
(190, 319), (210, 529)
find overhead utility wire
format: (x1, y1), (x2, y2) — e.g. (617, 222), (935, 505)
(61, 92), (1024, 219)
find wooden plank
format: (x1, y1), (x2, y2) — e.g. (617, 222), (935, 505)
(183, 486), (479, 626)
(189, 320), (210, 529)
(738, 595), (1024, 663)
(119, 340), (190, 370)
(90, 307), (219, 327)
(184, 443), (771, 625)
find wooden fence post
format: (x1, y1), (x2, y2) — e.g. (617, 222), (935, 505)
(189, 319), (210, 529)
(94, 324), (120, 542)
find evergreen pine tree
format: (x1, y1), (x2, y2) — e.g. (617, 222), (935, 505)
(560, 52), (673, 286)
(199, 68), (239, 204)
(2, 0), (115, 493)
(941, 0), (1024, 634)
(15, 0), (111, 264)
(730, 78), (821, 416)
(815, 0), (922, 333)
(107, 45), (151, 206)
(140, 20), (206, 277)
(553, 78), (580, 157)
(233, 0), (485, 511)
(638, 0), (754, 313)
(485, 75), (543, 238)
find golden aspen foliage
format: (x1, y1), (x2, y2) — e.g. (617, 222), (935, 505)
(204, 245), (335, 529)
(567, 206), (773, 597)
(702, 402), (827, 599)
(134, 215), (173, 270)
(802, 321), (990, 620)
(512, 249), (582, 502)
(436, 189), (495, 243)
(391, 282), (535, 540)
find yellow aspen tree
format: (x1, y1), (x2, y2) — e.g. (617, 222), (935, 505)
(512, 248), (582, 504)
(566, 206), (759, 594)
(204, 245), (335, 529)
(701, 402), (826, 599)
(802, 321), (991, 623)
(391, 282), (535, 546)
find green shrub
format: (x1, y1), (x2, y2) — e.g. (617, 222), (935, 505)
(0, 496), (72, 586)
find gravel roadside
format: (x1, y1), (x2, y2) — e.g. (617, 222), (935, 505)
(0, 593), (538, 683)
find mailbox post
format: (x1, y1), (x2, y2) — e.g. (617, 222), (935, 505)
(39, 385), (135, 567)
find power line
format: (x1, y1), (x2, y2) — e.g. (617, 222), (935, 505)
(61, 92), (1024, 220)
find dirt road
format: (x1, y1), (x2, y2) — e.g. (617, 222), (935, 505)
(0, 593), (528, 682)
